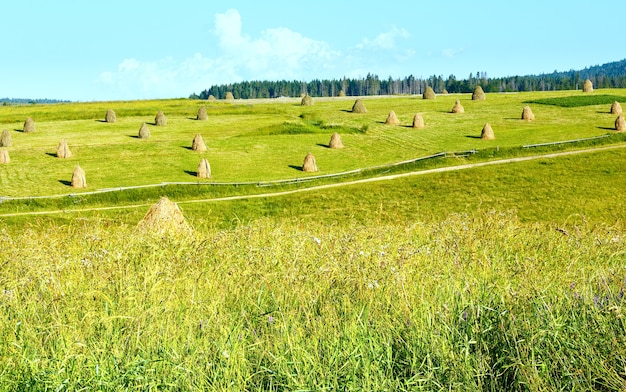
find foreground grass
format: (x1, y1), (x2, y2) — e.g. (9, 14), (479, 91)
(0, 213), (624, 390)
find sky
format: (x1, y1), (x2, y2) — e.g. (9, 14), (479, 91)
(2, 0), (623, 102)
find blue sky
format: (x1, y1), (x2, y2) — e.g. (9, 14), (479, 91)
(2, 0), (622, 102)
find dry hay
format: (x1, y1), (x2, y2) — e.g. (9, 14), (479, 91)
(583, 79), (593, 93)
(451, 100), (464, 113)
(192, 133), (207, 152)
(208, 94), (216, 101)
(105, 109), (117, 123)
(328, 132), (344, 149)
(155, 111), (167, 126)
(616, 114), (626, 132)
(71, 165), (87, 188)
(442, 88), (449, 95)
(225, 92), (235, 100)
(412, 113), (425, 129)
(521, 105), (535, 121)
(196, 106), (208, 120)
(0, 149), (9, 164)
(337, 90), (346, 97)
(197, 158), (211, 178)
(301, 94), (314, 106)
(23, 117), (36, 133)
(481, 123), (495, 140)
(137, 196), (191, 234)
(385, 110), (401, 125)
(610, 101), (622, 115)
(302, 152), (318, 172)
(422, 86), (436, 100)
(0, 129), (11, 147)
(351, 99), (367, 113)
(56, 139), (72, 159)
(138, 123), (151, 139)
(472, 86), (486, 101)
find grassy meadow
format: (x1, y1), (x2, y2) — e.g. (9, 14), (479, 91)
(0, 90), (625, 390)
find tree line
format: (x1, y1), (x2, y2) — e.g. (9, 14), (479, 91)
(190, 59), (626, 100)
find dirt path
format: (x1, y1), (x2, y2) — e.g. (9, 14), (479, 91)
(1, 144), (624, 218)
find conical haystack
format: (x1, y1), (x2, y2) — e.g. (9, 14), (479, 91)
(155, 111), (167, 126)
(56, 139), (72, 158)
(615, 114), (626, 132)
(71, 165), (87, 188)
(451, 100), (464, 113)
(412, 113), (425, 129)
(385, 110), (400, 125)
(351, 99), (367, 113)
(423, 86), (436, 100)
(329, 132), (344, 149)
(192, 133), (207, 152)
(225, 92), (234, 100)
(197, 158), (211, 178)
(583, 79), (593, 93)
(481, 123), (495, 140)
(0, 149), (9, 164)
(338, 90), (346, 97)
(302, 152), (318, 172)
(521, 106), (535, 121)
(138, 123), (150, 139)
(23, 117), (36, 133)
(442, 89), (449, 95)
(472, 86), (486, 101)
(105, 109), (117, 123)
(301, 95), (314, 106)
(137, 196), (191, 234)
(196, 106), (208, 120)
(208, 94), (216, 101)
(0, 129), (11, 147)
(610, 101), (622, 115)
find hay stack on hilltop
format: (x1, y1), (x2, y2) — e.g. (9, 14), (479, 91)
(56, 139), (72, 158)
(155, 111), (167, 126)
(192, 134), (207, 152)
(472, 86), (486, 101)
(208, 94), (216, 101)
(385, 110), (400, 125)
(351, 99), (367, 113)
(422, 86), (436, 100)
(412, 113), (425, 129)
(71, 165), (87, 188)
(615, 114), (626, 132)
(137, 196), (191, 234)
(522, 106), (535, 121)
(451, 100), (464, 113)
(197, 158), (211, 178)
(481, 123), (495, 140)
(138, 123), (150, 139)
(105, 109), (117, 123)
(583, 79), (593, 93)
(302, 152), (318, 172)
(23, 117), (36, 133)
(610, 101), (622, 115)
(196, 106), (208, 120)
(0, 129), (12, 147)
(329, 132), (344, 149)
(225, 92), (234, 100)
(0, 149), (9, 164)
(301, 94), (314, 106)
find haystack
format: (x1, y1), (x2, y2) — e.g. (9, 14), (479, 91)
(423, 86), (436, 100)
(615, 114), (626, 132)
(0, 149), (9, 164)
(481, 123), (495, 140)
(105, 109), (117, 123)
(71, 165), (87, 188)
(329, 132), (344, 149)
(521, 105), (535, 121)
(442, 89), (449, 95)
(338, 90), (346, 97)
(56, 139), (72, 158)
(225, 92), (234, 100)
(451, 100), (464, 113)
(472, 86), (486, 101)
(302, 152), (318, 172)
(23, 117), (36, 133)
(301, 95), (314, 106)
(137, 196), (191, 234)
(196, 106), (208, 120)
(155, 111), (167, 126)
(385, 110), (400, 125)
(197, 158), (211, 178)
(351, 99), (367, 113)
(0, 129), (11, 147)
(610, 101), (622, 115)
(208, 94), (216, 101)
(192, 133), (207, 152)
(583, 79), (593, 93)
(412, 113), (425, 129)
(138, 123), (150, 139)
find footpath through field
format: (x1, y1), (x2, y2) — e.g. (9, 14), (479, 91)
(1, 144), (624, 218)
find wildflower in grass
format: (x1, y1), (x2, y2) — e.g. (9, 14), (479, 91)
(313, 237), (321, 245)
(222, 350), (230, 359)
(267, 315), (274, 324)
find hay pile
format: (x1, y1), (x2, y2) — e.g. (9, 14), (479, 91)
(583, 79), (593, 93)
(412, 113), (425, 129)
(422, 86), (436, 100)
(352, 99), (367, 113)
(616, 114), (626, 132)
(0, 149), (9, 164)
(329, 132), (344, 149)
(196, 106), (208, 120)
(56, 139), (72, 158)
(338, 90), (346, 97)
(610, 101), (622, 115)
(155, 111), (167, 126)
(138, 123), (150, 139)
(71, 165), (87, 188)
(481, 123), (495, 140)
(385, 110), (400, 125)
(225, 92), (234, 100)
(23, 117), (36, 133)
(197, 158), (211, 178)
(137, 196), (191, 234)
(192, 134), (207, 152)
(522, 106), (535, 121)
(302, 152), (318, 172)
(208, 95), (216, 101)
(301, 95), (314, 106)
(442, 89), (449, 95)
(105, 109), (117, 123)
(472, 86), (486, 101)
(0, 129), (11, 147)
(451, 100), (464, 113)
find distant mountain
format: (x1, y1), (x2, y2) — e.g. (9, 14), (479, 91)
(543, 59), (626, 79)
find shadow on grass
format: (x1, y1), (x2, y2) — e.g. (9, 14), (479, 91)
(58, 180), (72, 187)
(184, 170), (198, 177)
(465, 135), (483, 139)
(597, 127), (616, 131)
(45, 152), (58, 158)
(316, 143), (330, 149)
(181, 146), (194, 151)
(288, 165), (303, 171)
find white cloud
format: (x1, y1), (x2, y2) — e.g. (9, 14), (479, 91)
(356, 26), (410, 50)
(441, 48), (464, 58)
